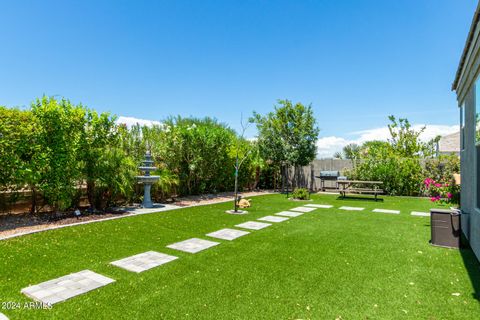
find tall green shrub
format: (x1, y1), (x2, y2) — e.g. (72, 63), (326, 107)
(31, 97), (86, 212)
(154, 117), (238, 195)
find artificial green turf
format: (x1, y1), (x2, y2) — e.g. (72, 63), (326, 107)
(0, 194), (479, 319)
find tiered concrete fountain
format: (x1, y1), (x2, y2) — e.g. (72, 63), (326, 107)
(136, 151), (160, 208)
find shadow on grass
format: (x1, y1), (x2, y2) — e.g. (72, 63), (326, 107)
(460, 241), (480, 301)
(335, 195), (384, 203)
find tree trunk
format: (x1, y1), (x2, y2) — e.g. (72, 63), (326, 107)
(253, 166), (260, 190)
(30, 186), (37, 215)
(87, 179), (95, 210)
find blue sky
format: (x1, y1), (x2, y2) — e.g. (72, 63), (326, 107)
(0, 0), (476, 156)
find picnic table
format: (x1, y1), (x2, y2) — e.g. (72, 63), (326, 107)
(337, 180), (384, 201)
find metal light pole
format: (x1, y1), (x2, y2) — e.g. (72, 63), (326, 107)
(234, 154), (239, 212)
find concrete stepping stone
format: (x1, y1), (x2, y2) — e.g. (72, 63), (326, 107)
(372, 209), (400, 214)
(275, 211), (304, 217)
(206, 228), (249, 241)
(21, 270), (115, 305)
(235, 221), (271, 230)
(339, 206), (364, 211)
(290, 206), (317, 212)
(110, 251), (178, 273)
(258, 215), (289, 223)
(167, 238), (220, 254)
(411, 211), (430, 217)
(0, 313), (8, 320)
(304, 204), (333, 208)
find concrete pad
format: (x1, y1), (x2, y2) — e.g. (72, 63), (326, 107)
(206, 228), (250, 241)
(304, 204), (333, 208)
(289, 206), (317, 212)
(0, 313), (8, 320)
(21, 270), (115, 305)
(258, 215), (289, 223)
(372, 209), (400, 214)
(275, 211), (304, 217)
(167, 238), (220, 253)
(110, 251), (178, 273)
(411, 211), (430, 217)
(235, 221), (271, 230)
(339, 206), (365, 211)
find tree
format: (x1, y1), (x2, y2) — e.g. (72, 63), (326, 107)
(80, 112), (138, 210)
(347, 116), (432, 196)
(387, 115), (431, 157)
(251, 99), (319, 191)
(31, 97), (86, 212)
(80, 109), (118, 209)
(232, 115), (253, 212)
(156, 116), (237, 195)
(0, 107), (39, 213)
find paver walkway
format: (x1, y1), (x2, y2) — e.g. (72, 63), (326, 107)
(289, 206), (317, 213)
(235, 221), (271, 230)
(21, 270), (115, 305)
(258, 215), (289, 223)
(339, 206), (365, 211)
(110, 251), (178, 273)
(206, 228), (249, 241)
(372, 209), (400, 214)
(275, 211), (304, 217)
(167, 238), (220, 253)
(304, 204), (333, 208)
(411, 211), (430, 217)
(17, 199), (326, 308)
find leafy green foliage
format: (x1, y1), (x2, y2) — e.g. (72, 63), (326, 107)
(31, 97), (86, 211)
(0, 97), (138, 213)
(252, 99), (319, 167)
(347, 116), (443, 196)
(138, 116), (258, 196)
(291, 188), (310, 200)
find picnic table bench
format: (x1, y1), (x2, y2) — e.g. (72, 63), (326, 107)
(337, 180), (384, 201)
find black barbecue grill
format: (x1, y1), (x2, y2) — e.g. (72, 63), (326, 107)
(316, 171), (343, 191)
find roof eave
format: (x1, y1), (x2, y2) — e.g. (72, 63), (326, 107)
(452, 3), (480, 92)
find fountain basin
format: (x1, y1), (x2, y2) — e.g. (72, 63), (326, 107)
(138, 166), (158, 171)
(136, 176), (160, 184)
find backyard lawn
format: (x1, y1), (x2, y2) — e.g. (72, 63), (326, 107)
(0, 193), (479, 319)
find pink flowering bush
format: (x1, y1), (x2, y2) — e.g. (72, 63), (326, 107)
(423, 178), (459, 204)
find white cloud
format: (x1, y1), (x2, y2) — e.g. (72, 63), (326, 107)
(317, 124), (459, 159)
(116, 116), (162, 128)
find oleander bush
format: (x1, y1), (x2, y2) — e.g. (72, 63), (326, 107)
(0, 97), (267, 213)
(343, 116), (458, 197)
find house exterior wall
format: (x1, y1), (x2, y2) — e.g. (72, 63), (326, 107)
(454, 12), (480, 261)
(461, 89), (475, 241)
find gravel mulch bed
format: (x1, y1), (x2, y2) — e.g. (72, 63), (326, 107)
(0, 190), (276, 239)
